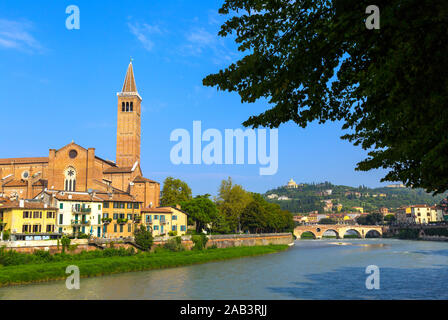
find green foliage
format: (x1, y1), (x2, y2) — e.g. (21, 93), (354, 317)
(203, 0), (448, 194)
(397, 229), (420, 240)
(168, 230), (178, 237)
(61, 236), (71, 254)
(0, 245), (289, 287)
(160, 176), (192, 207)
(319, 218), (337, 225)
(265, 182), (446, 213)
(133, 225), (153, 251)
(424, 228), (448, 237)
(181, 195), (218, 233)
(356, 212), (383, 225)
(163, 236), (185, 252)
(384, 214), (396, 224)
(191, 234), (208, 250)
(1, 229), (10, 241)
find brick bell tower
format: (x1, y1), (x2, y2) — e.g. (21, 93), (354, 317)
(116, 60), (142, 168)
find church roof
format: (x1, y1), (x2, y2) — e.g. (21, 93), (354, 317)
(122, 61), (137, 93)
(0, 157), (48, 165)
(133, 175), (159, 184)
(103, 166), (133, 174)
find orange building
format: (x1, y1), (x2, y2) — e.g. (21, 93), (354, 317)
(0, 62), (159, 210)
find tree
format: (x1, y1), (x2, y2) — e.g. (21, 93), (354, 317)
(160, 177), (192, 207)
(216, 177), (252, 232)
(356, 212), (383, 225)
(241, 201), (267, 233)
(319, 218), (337, 225)
(133, 225), (153, 251)
(181, 195), (218, 233)
(203, 0), (448, 194)
(384, 214), (396, 224)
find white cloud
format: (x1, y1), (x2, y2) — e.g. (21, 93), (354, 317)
(128, 22), (164, 52)
(0, 19), (43, 53)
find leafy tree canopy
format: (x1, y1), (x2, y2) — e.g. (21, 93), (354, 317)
(204, 0), (448, 193)
(181, 195), (219, 233)
(160, 176), (192, 207)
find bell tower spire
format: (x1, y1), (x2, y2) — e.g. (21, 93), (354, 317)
(116, 60), (142, 168)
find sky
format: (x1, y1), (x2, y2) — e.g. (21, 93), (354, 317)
(0, 0), (389, 196)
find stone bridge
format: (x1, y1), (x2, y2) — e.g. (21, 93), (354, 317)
(294, 224), (383, 239)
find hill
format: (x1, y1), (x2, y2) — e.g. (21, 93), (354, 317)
(264, 182), (448, 214)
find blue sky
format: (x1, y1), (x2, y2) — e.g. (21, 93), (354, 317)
(0, 0), (389, 196)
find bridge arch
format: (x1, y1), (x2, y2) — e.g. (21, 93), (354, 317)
(343, 229), (362, 239)
(299, 231), (317, 239)
(365, 229), (382, 238)
(322, 229), (340, 239)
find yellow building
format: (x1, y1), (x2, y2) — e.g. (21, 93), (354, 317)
(0, 198), (58, 240)
(396, 205), (443, 224)
(141, 206), (188, 236)
(352, 207), (364, 214)
(99, 193), (142, 239)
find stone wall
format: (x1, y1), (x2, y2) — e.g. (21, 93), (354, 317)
(0, 233), (294, 254)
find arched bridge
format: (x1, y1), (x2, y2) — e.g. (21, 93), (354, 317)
(294, 224), (383, 239)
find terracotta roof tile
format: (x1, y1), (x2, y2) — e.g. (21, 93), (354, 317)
(0, 157), (48, 165)
(103, 167), (133, 174)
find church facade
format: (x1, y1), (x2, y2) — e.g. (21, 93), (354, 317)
(0, 62), (160, 210)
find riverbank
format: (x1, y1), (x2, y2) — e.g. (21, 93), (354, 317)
(0, 245), (289, 287)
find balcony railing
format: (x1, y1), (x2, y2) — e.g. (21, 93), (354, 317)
(72, 207), (91, 214)
(71, 220), (91, 226)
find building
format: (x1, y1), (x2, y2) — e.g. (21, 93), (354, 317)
(0, 198), (59, 240)
(396, 205), (443, 224)
(142, 206), (188, 236)
(267, 194), (278, 199)
(379, 207), (389, 215)
(352, 206), (364, 214)
(286, 178), (298, 189)
(0, 61), (159, 210)
(99, 193), (142, 239)
(278, 196), (291, 201)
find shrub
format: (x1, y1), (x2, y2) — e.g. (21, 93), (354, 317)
(163, 236), (185, 252)
(168, 230), (178, 237)
(192, 234), (208, 250)
(134, 225), (153, 251)
(61, 236), (71, 254)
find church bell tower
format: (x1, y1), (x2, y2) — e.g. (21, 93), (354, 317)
(116, 60), (142, 168)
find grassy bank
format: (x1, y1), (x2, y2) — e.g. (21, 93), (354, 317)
(0, 245), (288, 287)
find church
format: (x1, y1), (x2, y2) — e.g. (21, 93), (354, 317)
(0, 62), (160, 209)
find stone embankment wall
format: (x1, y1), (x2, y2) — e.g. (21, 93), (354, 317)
(0, 233), (294, 253)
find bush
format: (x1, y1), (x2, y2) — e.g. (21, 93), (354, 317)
(168, 230), (178, 237)
(1, 229), (10, 241)
(163, 236), (185, 252)
(134, 225), (153, 251)
(191, 234), (208, 250)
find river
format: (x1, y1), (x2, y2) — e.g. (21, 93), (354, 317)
(1, 239), (447, 299)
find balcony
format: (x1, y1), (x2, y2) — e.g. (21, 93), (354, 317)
(71, 219), (91, 226)
(72, 207), (91, 214)
(117, 218), (129, 225)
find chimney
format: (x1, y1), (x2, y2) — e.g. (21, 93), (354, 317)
(19, 199), (24, 208)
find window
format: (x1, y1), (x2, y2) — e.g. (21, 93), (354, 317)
(114, 224), (117, 232)
(119, 213), (125, 219)
(130, 102), (133, 111)
(133, 203), (139, 209)
(103, 213), (109, 219)
(172, 225), (177, 231)
(127, 203), (132, 209)
(154, 215), (159, 220)
(180, 225), (186, 231)
(59, 214), (63, 225)
(120, 203), (125, 209)
(113, 202), (119, 208)
(146, 215), (151, 223)
(47, 212), (55, 219)
(113, 213), (118, 220)
(104, 202), (109, 208)
(98, 204), (101, 210)
(120, 224), (124, 232)
(59, 203), (63, 209)
(32, 225), (41, 233)
(33, 211), (42, 219)
(154, 225), (159, 230)
(128, 224), (131, 232)
(122, 102), (125, 111)
(23, 211), (30, 218)
(126, 102), (129, 112)
(172, 215), (177, 220)
(127, 214), (132, 220)
(64, 166), (76, 191)
(160, 215), (165, 222)
(46, 225), (54, 233)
